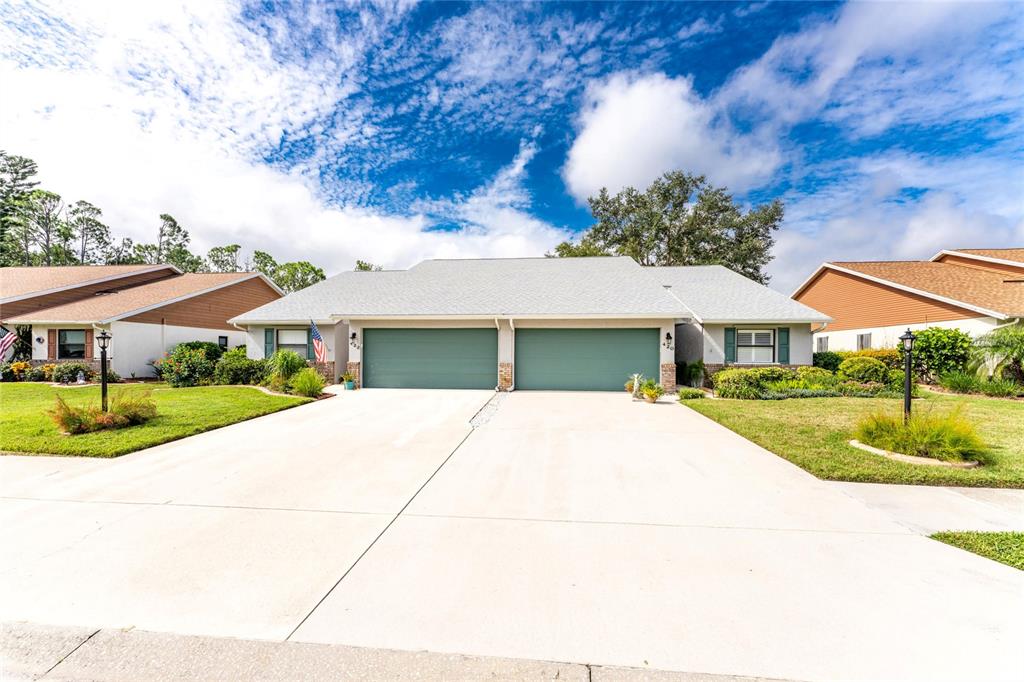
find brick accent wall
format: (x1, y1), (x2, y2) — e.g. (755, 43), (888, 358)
(660, 363), (677, 391)
(308, 361), (335, 383)
(345, 361), (361, 388)
(498, 362), (513, 391)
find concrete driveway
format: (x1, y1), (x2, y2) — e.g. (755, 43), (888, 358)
(2, 389), (1022, 681)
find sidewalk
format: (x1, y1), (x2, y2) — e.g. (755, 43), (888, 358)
(831, 482), (1024, 534)
(2, 622), (790, 682)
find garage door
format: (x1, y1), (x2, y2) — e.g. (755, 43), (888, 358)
(514, 328), (660, 391)
(362, 328), (498, 389)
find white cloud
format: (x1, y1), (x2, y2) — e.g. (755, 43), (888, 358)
(562, 72), (781, 201)
(0, 0), (566, 274)
(676, 16), (723, 42)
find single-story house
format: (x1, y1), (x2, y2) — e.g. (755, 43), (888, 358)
(229, 256), (829, 390)
(792, 248), (1024, 352)
(1, 264), (283, 377)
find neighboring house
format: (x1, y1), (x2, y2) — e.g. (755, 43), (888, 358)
(792, 248), (1024, 352)
(0, 264), (283, 377)
(230, 257), (828, 390)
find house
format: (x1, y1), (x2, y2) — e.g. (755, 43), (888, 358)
(792, 248), (1024, 352)
(229, 257), (829, 390)
(0, 264), (283, 378)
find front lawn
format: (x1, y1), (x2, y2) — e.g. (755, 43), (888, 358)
(932, 532), (1024, 571)
(0, 383), (310, 457)
(686, 392), (1024, 487)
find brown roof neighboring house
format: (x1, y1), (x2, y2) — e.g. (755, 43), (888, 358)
(941, 248), (1024, 263)
(0, 264), (176, 301)
(793, 248), (1024, 332)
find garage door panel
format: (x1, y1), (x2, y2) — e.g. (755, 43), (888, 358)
(515, 328), (659, 391)
(363, 328), (498, 389)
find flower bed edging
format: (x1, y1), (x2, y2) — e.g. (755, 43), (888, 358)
(848, 439), (979, 469)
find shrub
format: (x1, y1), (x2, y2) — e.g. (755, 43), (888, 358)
(38, 363), (57, 381)
(640, 379), (664, 401)
(853, 348), (902, 370)
(267, 373), (290, 394)
(52, 362), (95, 384)
(678, 360), (704, 387)
(973, 325), (1024, 384)
(978, 379), (1022, 398)
(9, 360), (31, 380)
(290, 367), (326, 397)
(48, 390), (157, 434)
(938, 371), (980, 394)
(813, 351), (843, 372)
(175, 340), (225, 362)
(159, 345), (216, 387)
(268, 349), (306, 380)
(214, 347), (268, 385)
(677, 387), (704, 400)
(906, 327), (972, 381)
(0, 362), (12, 381)
(837, 356), (888, 383)
(713, 366), (795, 399)
(854, 408), (988, 462)
(25, 366), (47, 381)
(795, 366), (837, 385)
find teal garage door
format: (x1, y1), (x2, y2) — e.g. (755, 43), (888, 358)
(515, 328), (660, 391)
(362, 328), (498, 389)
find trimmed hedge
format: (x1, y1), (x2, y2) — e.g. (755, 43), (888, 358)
(837, 356), (888, 383)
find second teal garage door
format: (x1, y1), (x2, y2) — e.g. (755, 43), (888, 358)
(515, 328), (660, 391)
(362, 328), (498, 389)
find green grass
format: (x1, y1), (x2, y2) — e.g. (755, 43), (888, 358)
(931, 532), (1024, 571)
(686, 391), (1024, 487)
(0, 382), (310, 457)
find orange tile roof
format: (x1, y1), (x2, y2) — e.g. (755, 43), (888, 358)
(4, 272), (259, 323)
(0, 264), (175, 300)
(951, 248), (1024, 263)
(830, 260), (1024, 317)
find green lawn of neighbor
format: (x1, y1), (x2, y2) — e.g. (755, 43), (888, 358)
(0, 382), (310, 457)
(685, 391), (1024, 488)
(932, 532), (1024, 571)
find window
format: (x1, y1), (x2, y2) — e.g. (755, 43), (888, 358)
(217, 336), (228, 350)
(857, 333), (872, 350)
(816, 336), (829, 352)
(58, 329), (86, 359)
(736, 329), (774, 364)
(277, 329), (308, 356)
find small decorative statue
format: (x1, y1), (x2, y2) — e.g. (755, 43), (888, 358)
(76, 370), (86, 384)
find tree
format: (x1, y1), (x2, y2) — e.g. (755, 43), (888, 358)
(274, 261), (325, 293)
(251, 250), (278, 279)
(354, 259), (383, 271)
(134, 213), (203, 270)
(0, 151), (39, 266)
(551, 170), (783, 284)
(155, 214), (189, 262)
(106, 237), (141, 264)
(67, 200), (111, 264)
(20, 189), (65, 266)
(207, 244), (242, 272)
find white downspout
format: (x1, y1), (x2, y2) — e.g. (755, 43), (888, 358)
(509, 317), (516, 391)
(494, 317), (501, 391)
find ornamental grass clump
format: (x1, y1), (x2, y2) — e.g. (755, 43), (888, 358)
(676, 387), (704, 400)
(48, 389), (157, 435)
(289, 367), (326, 397)
(853, 408), (988, 463)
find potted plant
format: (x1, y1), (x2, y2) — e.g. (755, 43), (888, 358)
(341, 372), (356, 390)
(640, 379), (664, 403)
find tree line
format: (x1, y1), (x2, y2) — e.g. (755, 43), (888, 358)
(0, 150), (326, 293)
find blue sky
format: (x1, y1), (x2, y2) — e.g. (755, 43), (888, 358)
(1, 0), (1022, 291)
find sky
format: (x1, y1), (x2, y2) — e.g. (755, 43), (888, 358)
(1, 0), (1022, 293)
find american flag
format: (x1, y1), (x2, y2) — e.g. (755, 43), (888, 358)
(310, 320), (327, 363)
(0, 327), (16, 360)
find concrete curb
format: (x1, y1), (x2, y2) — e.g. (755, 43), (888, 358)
(848, 439), (980, 469)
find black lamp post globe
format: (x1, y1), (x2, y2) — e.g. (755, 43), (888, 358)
(899, 329), (915, 423)
(98, 330), (111, 412)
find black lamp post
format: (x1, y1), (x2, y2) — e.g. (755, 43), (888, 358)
(899, 329), (915, 423)
(97, 330), (111, 412)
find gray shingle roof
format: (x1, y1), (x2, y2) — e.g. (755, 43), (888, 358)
(230, 257), (829, 323)
(650, 265), (830, 323)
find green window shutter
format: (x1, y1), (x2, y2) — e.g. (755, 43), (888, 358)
(778, 327), (790, 364)
(264, 328), (275, 358)
(724, 327), (736, 363)
(306, 327), (314, 361)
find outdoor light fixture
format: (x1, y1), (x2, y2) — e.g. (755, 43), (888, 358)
(899, 328), (915, 423)
(663, 331), (674, 350)
(349, 331), (360, 350)
(97, 330), (112, 412)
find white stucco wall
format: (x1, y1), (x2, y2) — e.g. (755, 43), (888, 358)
(813, 317), (1000, 352)
(697, 323), (813, 366)
(31, 322), (245, 378)
(244, 323), (346, 381)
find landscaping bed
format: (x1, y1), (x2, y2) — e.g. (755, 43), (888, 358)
(0, 383), (309, 457)
(686, 392), (1024, 487)
(932, 532), (1024, 571)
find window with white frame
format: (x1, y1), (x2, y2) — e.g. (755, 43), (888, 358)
(277, 329), (308, 357)
(816, 336), (828, 352)
(736, 329), (774, 364)
(857, 333), (872, 350)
